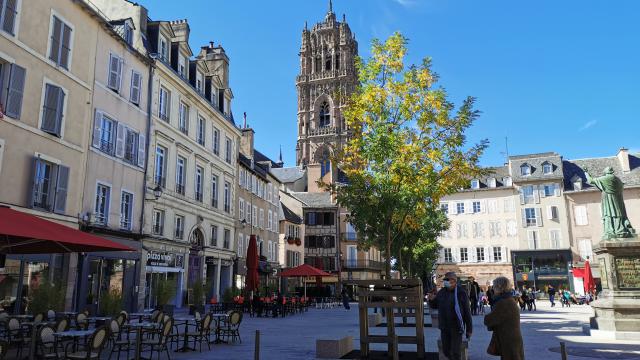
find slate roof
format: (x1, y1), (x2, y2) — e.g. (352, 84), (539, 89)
(238, 153), (268, 180)
(563, 154), (640, 192)
(290, 192), (335, 208)
(508, 152), (564, 182)
(467, 165), (512, 190)
(271, 167), (306, 184)
(280, 202), (302, 224)
(254, 149), (279, 168)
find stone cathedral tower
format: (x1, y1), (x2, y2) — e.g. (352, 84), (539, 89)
(295, 1), (358, 190)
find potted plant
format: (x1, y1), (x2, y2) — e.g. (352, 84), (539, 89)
(29, 278), (65, 315)
(287, 237), (295, 245)
(189, 283), (205, 315)
(99, 287), (123, 316)
(295, 238), (301, 246)
(154, 277), (177, 315)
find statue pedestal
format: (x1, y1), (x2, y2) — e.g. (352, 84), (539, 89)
(589, 238), (640, 340)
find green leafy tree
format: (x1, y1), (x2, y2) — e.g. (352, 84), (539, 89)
(324, 32), (487, 278)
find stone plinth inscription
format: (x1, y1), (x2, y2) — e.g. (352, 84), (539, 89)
(615, 257), (640, 289)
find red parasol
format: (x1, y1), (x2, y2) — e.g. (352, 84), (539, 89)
(245, 235), (259, 293)
(584, 259), (595, 294)
(279, 264), (332, 278)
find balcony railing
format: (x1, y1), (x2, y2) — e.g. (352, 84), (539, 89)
(175, 230), (184, 240)
(152, 225), (163, 235)
(342, 232), (357, 241)
(154, 176), (166, 188)
(342, 259), (385, 271)
(195, 191), (203, 202)
(99, 140), (114, 155)
(176, 183), (185, 195)
(307, 126), (337, 137)
(296, 68), (349, 83)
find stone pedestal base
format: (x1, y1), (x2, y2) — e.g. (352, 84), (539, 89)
(589, 239), (640, 339)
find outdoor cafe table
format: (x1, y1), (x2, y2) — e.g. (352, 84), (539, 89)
(24, 320), (57, 360)
(88, 316), (111, 326)
(173, 315), (197, 352)
(210, 313), (228, 344)
(129, 312), (152, 322)
(128, 322), (160, 360)
(53, 329), (94, 355)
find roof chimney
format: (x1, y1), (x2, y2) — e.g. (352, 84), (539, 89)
(243, 112), (247, 129)
(617, 147), (630, 172)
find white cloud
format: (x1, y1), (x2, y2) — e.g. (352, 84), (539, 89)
(392, 0), (417, 7)
(579, 120), (597, 132)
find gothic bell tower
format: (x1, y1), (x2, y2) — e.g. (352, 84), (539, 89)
(295, 0), (358, 188)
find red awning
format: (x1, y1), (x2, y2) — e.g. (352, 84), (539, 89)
(279, 264), (332, 278)
(0, 207), (134, 254)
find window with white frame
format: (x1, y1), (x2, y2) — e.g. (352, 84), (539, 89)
(130, 71), (142, 105)
(211, 174), (218, 208)
(174, 215), (184, 239)
(542, 162), (553, 175)
(549, 229), (561, 249)
(123, 127), (141, 166)
(578, 238), (592, 261)
(267, 183), (272, 202)
(472, 201), (481, 213)
(178, 55), (186, 78)
(154, 145), (166, 187)
(49, 15), (73, 69)
(96, 113), (116, 155)
(0, 62), (26, 119)
(572, 175), (583, 190)
(175, 156), (186, 195)
(456, 222), (467, 238)
(107, 54), (123, 91)
(489, 221), (501, 237)
(178, 102), (189, 134)
(94, 183), (110, 225)
(158, 87), (170, 121)
(476, 247), (485, 262)
(223, 181), (231, 213)
(223, 228), (230, 249)
(41, 83), (65, 137)
(239, 198), (245, 220)
(440, 203), (449, 214)
(543, 183), (557, 197)
(487, 199), (498, 214)
(195, 166), (203, 202)
(503, 198), (515, 212)
(460, 247), (468, 262)
(527, 230), (539, 249)
(212, 127), (220, 155)
(159, 36), (168, 62)
(246, 203), (251, 226)
(196, 71), (203, 93)
(152, 209), (164, 235)
(574, 205), (588, 226)
(470, 179), (480, 189)
(123, 22), (133, 44)
(225, 137), (232, 163)
(210, 225), (218, 247)
(197, 116), (205, 146)
(524, 207), (540, 227)
(493, 246), (503, 262)
(472, 222), (484, 238)
(237, 233), (244, 256)
(0, 0), (19, 35)
(487, 178), (496, 188)
(252, 205), (257, 228)
(503, 176), (512, 186)
(268, 210), (273, 231)
(522, 185), (535, 204)
(120, 191), (133, 230)
(547, 205), (559, 220)
(259, 209), (264, 229)
(456, 202), (465, 214)
(520, 163), (531, 176)
(443, 248), (453, 263)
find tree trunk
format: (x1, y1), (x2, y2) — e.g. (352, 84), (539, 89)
(386, 226), (392, 279)
(398, 248), (403, 279)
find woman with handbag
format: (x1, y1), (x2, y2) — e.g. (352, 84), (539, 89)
(484, 276), (524, 360)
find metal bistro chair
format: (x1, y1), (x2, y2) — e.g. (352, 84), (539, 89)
(47, 310), (56, 321)
(75, 313), (89, 330)
(0, 340), (7, 360)
(36, 325), (64, 359)
(185, 313), (212, 352)
(64, 326), (108, 360)
(108, 319), (131, 360)
(140, 317), (173, 360)
(5, 318), (26, 358)
(218, 311), (242, 344)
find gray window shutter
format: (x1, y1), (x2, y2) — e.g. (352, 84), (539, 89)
(5, 64), (25, 119)
(108, 55), (120, 89)
(49, 17), (62, 63)
(540, 184), (547, 198)
(60, 24), (72, 69)
(2, 0), (17, 34)
(53, 165), (69, 214)
(534, 185), (540, 203)
(42, 84), (61, 135)
(29, 157), (41, 208)
(137, 133), (146, 167)
(115, 122), (126, 158)
(54, 88), (65, 136)
(554, 183), (561, 196)
(130, 71), (141, 104)
(521, 208), (527, 228)
(535, 207), (543, 227)
(92, 110), (102, 148)
(519, 189), (525, 205)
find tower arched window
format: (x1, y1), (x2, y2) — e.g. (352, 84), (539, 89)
(319, 102), (331, 127)
(315, 56), (321, 73)
(325, 57), (332, 71)
(335, 52), (340, 70)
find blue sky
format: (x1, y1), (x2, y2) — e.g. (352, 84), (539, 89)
(138, 0), (640, 167)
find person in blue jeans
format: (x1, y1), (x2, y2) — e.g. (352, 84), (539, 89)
(341, 287), (350, 310)
(547, 285), (557, 307)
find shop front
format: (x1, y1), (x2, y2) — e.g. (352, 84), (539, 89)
(143, 248), (186, 310)
(233, 257), (247, 293)
(512, 249), (574, 294)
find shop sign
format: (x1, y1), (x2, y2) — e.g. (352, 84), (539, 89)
(147, 251), (184, 268)
(205, 256), (217, 265)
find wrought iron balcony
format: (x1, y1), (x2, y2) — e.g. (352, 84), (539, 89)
(175, 183), (185, 195)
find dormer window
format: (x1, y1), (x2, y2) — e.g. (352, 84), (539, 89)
(196, 71), (203, 93)
(520, 163), (531, 176)
(159, 36), (168, 62)
(572, 175), (582, 190)
(542, 162), (552, 175)
(470, 179), (480, 189)
(178, 55), (186, 78)
(487, 178), (496, 188)
(503, 176), (512, 186)
(124, 23), (133, 45)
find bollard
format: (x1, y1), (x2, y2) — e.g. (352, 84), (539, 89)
(560, 341), (567, 360)
(255, 329), (260, 360)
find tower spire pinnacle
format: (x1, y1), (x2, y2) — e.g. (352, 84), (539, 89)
(329, 0), (333, 13)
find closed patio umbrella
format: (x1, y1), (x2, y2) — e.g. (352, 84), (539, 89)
(245, 235), (259, 293)
(584, 259), (595, 295)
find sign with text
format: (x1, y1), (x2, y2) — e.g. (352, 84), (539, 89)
(147, 251), (184, 268)
(615, 257), (640, 289)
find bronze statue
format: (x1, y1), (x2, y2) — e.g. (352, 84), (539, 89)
(585, 167), (636, 240)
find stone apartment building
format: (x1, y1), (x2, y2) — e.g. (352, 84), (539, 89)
(562, 148), (640, 292)
(436, 167), (519, 287)
(235, 126), (282, 292)
(0, 0), (121, 310)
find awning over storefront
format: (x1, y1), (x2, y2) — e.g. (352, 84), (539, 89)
(0, 206), (134, 253)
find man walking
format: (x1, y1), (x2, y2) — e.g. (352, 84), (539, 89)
(468, 276), (480, 315)
(548, 285), (556, 307)
(428, 272), (472, 360)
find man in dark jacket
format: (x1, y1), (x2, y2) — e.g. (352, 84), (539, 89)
(468, 276), (481, 315)
(428, 272), (473, 360)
